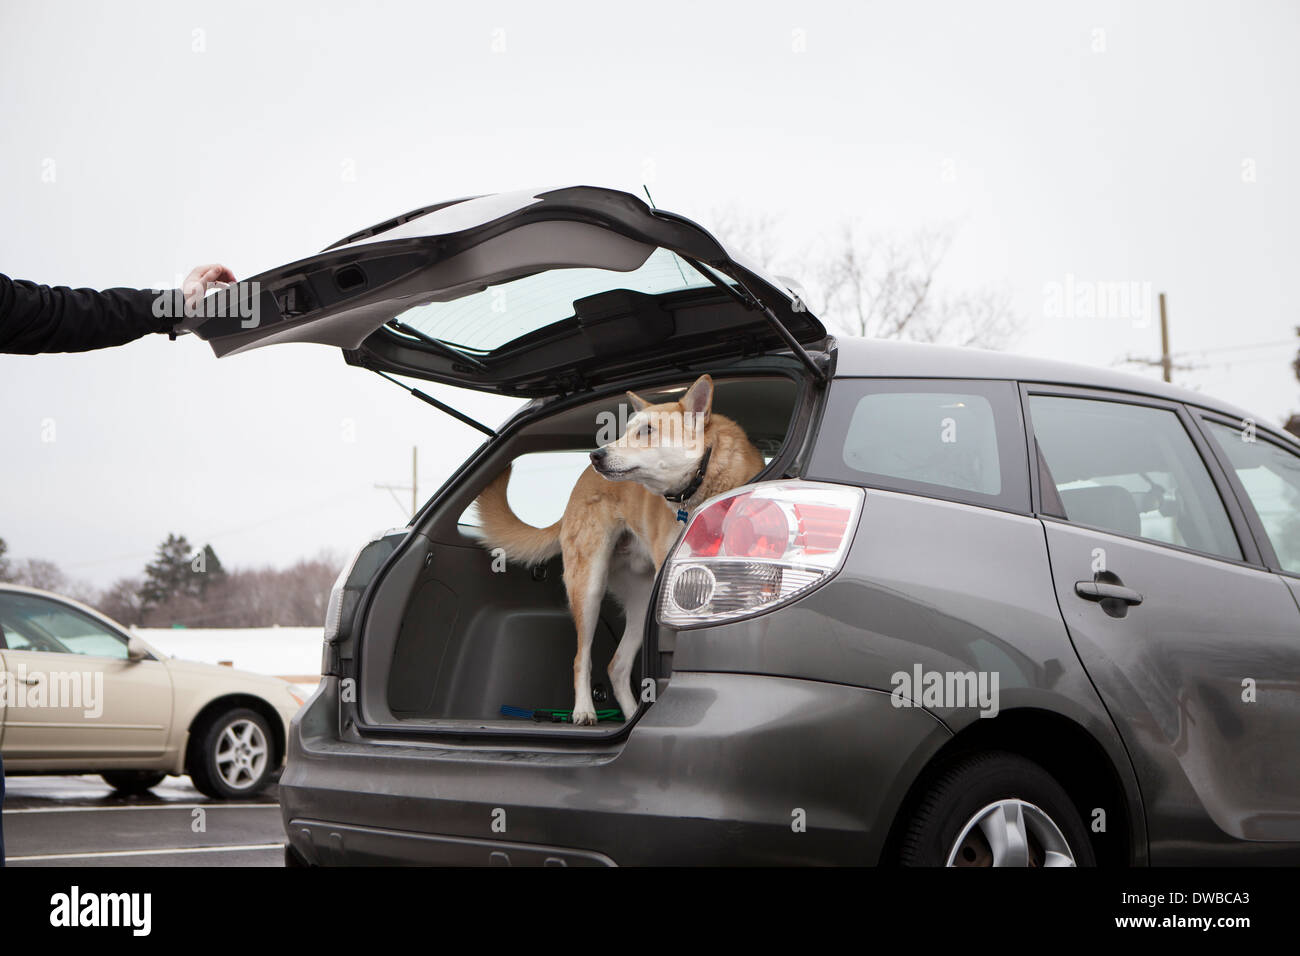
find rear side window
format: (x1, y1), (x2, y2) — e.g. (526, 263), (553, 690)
(1029, 395), (1241, 560)
(1204, 421), (1300, 573)
(806, 379), (1029, 511)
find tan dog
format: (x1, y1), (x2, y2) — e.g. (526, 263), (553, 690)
(474, 375), (764, 724)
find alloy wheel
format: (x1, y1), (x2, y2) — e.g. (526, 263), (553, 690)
(214, 718), (269, 791)
(946, 799), (1077, 867)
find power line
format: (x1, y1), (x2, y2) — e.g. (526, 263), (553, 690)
(374, 446), (420, 519)
(60, 484), (373, 571)
(1115, 294), (1299, 381)
(1118, 293), (1195, 382)
(1174, 338), (1295, 357)
(1186, 353), (1294, 368)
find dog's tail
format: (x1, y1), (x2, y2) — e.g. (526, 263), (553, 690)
(471, 465), (563, 566)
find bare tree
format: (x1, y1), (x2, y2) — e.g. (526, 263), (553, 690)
(60, 578), (101, 606)
(138, 550), (343, 628)
(709, 208), (1019, 349)
(0, 539), (343, 629)
(0, 545), (94, 605)
(99, 577), (148, 626)
(707, 205), (786, 275)
(815, 223), (1016, 346)
(11, 557), (67, 592)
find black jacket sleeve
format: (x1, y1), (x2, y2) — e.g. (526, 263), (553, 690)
(0, 274), (186, 354)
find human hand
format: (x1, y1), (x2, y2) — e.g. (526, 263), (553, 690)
(182, 263), (236, 312)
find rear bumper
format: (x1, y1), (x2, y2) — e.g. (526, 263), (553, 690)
(281, 671), (951, 865)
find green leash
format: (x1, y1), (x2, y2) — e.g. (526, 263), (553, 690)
(500, 704), (623, 723)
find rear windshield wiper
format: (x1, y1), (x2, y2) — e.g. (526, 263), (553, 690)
(386, 320), (489, 372)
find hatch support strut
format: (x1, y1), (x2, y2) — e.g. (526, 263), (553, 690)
(681, 257), (828, 385)
(371, 369), (498, 438)
(748, 294), (829, 385)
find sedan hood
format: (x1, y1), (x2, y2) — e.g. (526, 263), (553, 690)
(161, 654), (293, 688)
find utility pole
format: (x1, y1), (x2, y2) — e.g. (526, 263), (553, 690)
(375, 446), (420, 518)
(1121, 291), (1196, 383)
(1159, 292), (1172, 383)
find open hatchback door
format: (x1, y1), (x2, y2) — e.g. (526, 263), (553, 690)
(192, 186), (827, 397)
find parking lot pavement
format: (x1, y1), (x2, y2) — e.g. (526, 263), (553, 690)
(3, 775), (285, 867)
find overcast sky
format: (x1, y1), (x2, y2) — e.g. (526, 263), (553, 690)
(1, 0), (1297, 591)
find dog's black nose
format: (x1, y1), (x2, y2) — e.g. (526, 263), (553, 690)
(590, 448), (608, 464)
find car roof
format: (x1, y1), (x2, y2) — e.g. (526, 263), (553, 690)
(830, 335), (1277, 429)
(0, 582), (86, 602)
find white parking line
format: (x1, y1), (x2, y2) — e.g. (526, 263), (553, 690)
(6, 843), (283, 862)
(3, 803), (278, 815)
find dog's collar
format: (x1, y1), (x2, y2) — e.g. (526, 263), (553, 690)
(664, 446), (713, 506)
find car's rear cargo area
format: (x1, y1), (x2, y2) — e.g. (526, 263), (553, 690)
(361, 371), (808, 732)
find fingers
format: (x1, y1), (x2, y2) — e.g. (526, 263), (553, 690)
(182, 263), (237, 309)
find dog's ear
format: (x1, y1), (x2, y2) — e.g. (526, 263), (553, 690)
(681, 374), (714, 425)
(626, 390), (651, 413)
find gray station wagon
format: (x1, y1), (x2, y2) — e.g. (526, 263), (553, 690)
(188, 186), (1300, 866)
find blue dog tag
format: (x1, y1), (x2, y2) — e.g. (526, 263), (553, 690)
(677, 508), (688, 523)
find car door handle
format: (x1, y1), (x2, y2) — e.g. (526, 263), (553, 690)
(1074, 581), (1143, 606)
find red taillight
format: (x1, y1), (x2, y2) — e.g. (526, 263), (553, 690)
(659, 481), (865, 627)
(721, 496), (789, 558)
(683, 494), (736, 557)
(686, 494), (851, 559)
(792, 503), (852, 555)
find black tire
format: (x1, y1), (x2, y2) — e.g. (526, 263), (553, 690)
(284, 842), (310, 867)
(101, 770), (167, 795)
(898, 751), (1096, 867)
(188, 707), (276, 800)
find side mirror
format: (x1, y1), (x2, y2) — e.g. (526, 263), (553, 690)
(126, 636), (151, 662)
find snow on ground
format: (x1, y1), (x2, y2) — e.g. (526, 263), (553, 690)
(136, 627), (323, 687)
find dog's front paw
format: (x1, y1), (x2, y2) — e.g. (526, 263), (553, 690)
(570, 707), (598, 726)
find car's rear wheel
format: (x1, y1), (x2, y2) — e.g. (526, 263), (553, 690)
(101, 770), (167, 795)
(189, 708), (275, 800)
(898, 751), (1095, 867)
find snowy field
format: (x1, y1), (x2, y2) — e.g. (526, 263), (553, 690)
(136, 627), (323, 688)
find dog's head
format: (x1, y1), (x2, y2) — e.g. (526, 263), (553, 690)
(590, 374), (713, 496)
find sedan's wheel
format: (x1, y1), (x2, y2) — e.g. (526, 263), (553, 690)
(898, 751), (1095, 867)
(216, 718), (269, 789)
(189, 708), (275, 800)
(101, 770), (167, 795)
